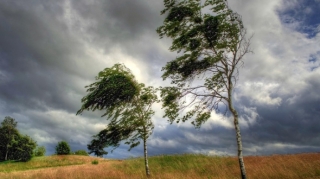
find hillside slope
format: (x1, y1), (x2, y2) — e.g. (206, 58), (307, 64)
(0, 153), (319, 179)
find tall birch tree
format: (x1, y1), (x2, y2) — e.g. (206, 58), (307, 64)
(77, 64), (158, 177)
(157, 0), (251, 178)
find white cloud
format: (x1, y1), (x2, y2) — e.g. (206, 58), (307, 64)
(237, 82), (282, 106)
(149, 138), (180, 149)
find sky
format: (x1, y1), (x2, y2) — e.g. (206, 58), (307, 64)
(0, 0), (319, 159)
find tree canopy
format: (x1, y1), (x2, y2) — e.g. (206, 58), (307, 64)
(157, 0), (251, 127)
(77, 64), (140, 117)
(55, 141), (71, 155)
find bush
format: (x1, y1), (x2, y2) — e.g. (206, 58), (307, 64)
(92, 160), (99, 165)
(74, 150), (89, 156)
(55, 141), (71, 155)
(34, 146), (46, 157)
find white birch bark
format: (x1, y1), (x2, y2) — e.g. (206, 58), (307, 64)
(228, 82), (247, 179)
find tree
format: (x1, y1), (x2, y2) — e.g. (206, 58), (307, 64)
(0, 117), (37, 162)
(157, 0), (251, 178)
(78, 64), (158, 177)
(34, 146), (46, 157)
(55, 141), (71, 155)
(0, 116), (18, 161)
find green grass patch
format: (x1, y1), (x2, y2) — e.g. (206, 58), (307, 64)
(113, 153), (235, 177)
(0, 155), (86, 173)
(91, 160), (99, 165)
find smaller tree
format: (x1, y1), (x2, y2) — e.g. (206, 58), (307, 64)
(78, 64), (158, 177)
(55, 141), (71, 155)
(34, 146), (46, 157)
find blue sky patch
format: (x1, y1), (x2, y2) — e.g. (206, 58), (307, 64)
(278, 0), (320, 38)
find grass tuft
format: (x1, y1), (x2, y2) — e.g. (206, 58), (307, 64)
(91, 160), (99, 165)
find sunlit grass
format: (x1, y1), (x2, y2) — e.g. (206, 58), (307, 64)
(0, 155), (103, 173)
(112, 153), (320, 179)
(0, 153), (319, 179)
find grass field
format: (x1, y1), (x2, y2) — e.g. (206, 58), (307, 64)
(0, 153), (320, 179)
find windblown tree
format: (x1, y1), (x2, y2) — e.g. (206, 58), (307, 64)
(157, 0), (251, 178)
(77, 64), (158, 177)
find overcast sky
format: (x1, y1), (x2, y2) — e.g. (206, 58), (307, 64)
(0, 0), (319, 158)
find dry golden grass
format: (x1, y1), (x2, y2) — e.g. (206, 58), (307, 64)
(0, 153), (319, 179)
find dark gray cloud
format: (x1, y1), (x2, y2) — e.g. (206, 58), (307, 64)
(0, 0), (319, 159)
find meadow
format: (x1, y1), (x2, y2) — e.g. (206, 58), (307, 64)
(0, 153), (319, 179)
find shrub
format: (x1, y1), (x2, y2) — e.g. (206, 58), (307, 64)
(74, 150), (89, 156)
(92, 160), (99, 165)
(55, 141), (71, 155)
(34, 146), (46, 157)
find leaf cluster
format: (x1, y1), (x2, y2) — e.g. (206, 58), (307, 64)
(88, 85), (159, 155)
(77, 64), (140, 117)
(157, 0), (244, 83)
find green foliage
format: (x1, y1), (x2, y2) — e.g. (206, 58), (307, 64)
(91, 160), (99, 165)
(74, 150), (89, 156)
(0, 117), (36, 162)
(55, 141), (71, 155)
(1, 116), (18, 129)
(79, 64), (158, 154)
(79, 64), (159, 176)
(157, 0), (250, 127)
(87, 84), (159, 154)
(77, 63), (141, 117)
(9, 135), (37, 162)
(166, 6), (194, 22)
(203, 16), (219, 47)
(0, 156), (90, 172)
(34, 146), (46, 157)
(0, 116), (19, 161)
(87, 138), (108, 157)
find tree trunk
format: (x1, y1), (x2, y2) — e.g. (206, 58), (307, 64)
(5, 145), (8, 161)
(143, 136), (150, 177)
(230, 107), (247, 179)
(228, 82), (247, 179)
